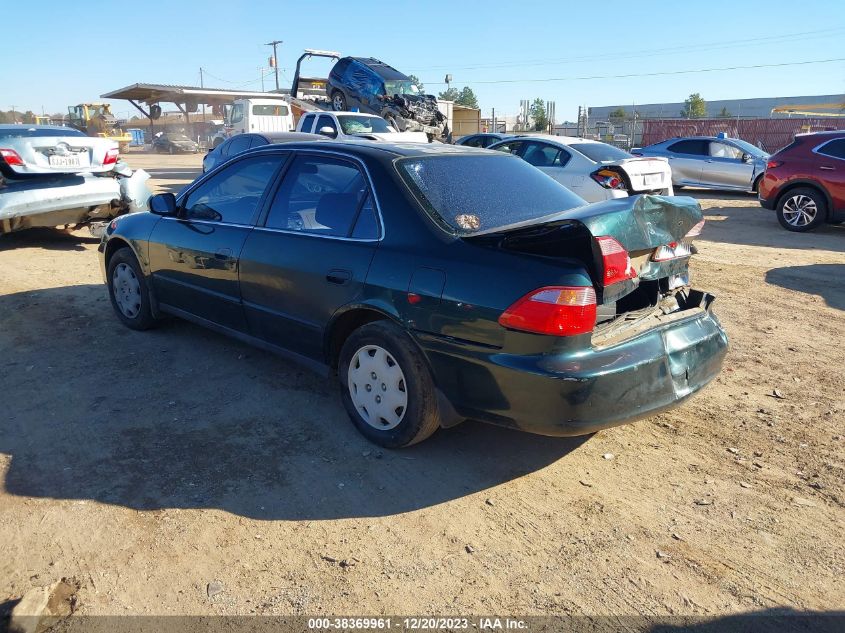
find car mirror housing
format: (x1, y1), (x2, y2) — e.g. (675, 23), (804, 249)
(148, 192), (178, 216)
(742, 153), (752, 163)
(318, 126), (338, 139)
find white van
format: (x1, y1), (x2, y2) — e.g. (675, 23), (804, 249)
(227, 98), (294, 135)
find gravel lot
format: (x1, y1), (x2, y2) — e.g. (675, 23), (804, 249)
(1, 151), (843, 621)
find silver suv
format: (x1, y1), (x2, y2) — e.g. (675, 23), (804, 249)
(633, 135), (769, 192)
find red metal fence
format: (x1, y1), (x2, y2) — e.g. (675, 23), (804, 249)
(641, 118), (845, 153)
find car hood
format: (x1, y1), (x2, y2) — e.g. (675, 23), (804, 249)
(351, 131), (429, 143)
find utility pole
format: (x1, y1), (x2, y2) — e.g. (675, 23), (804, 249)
(199, 68), (206, 123)
(10, 105), (17, 123)
(265, 40), (283, 92)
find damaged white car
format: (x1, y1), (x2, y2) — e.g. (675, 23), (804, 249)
(0, 124), (150, 235)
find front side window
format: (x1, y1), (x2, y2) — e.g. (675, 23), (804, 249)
(459, 136), (484, 147)
(817, 138), (845, 160)
(230, 103), (244, 124)
(709, 142), (743, 159)
(397, 154), (586, 235)
(316, 115), (338, 138)
(182, 155), (283, 225)
(264, 155), (375, 238)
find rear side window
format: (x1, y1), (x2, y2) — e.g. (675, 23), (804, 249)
(491, 141), (524, 155)
(668, 139), (709, 155)
(460, 136), (484, 147)
(226, 135), (251, 156)
(299, 114), (315, 133)
(817, 138), (845, 159)
(265, 155), (376, 238)
(183, 155), (283, 225)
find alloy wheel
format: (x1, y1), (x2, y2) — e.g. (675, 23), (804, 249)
(347, 345), (408, 430)
(112, 262), (142, 319)
(782, 194), (818, 227)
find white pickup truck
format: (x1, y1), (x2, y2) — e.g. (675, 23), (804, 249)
(296, 111), (429, 143)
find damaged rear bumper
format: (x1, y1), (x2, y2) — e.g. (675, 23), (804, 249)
(416, 291), (728, 436)
(0, 169), (150, 234)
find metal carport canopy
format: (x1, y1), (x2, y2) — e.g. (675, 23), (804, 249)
(101, 83), (286, 107)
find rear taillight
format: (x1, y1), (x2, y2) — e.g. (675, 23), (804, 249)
(103, 148), (119, 165)
(597, 236), (636, 286)
(766, 160), (783, 169)
(651, 219), (704, 262)
(0, 148), (24, 166)
(498, 286), (597, 336)
(590, 168), (627, 190)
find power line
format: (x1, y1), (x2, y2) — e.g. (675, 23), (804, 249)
(407, 27), (845, 73)
(421, 57), (845, 86)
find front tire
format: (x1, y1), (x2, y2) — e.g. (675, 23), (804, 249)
(777, 187), (827, 232)
(339, 321), (441, 448)
(107, 247), (158, 330)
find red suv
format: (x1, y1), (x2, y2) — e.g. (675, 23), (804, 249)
(759, 131), (845, 231)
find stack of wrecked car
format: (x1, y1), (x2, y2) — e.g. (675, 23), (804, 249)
(0, 124), (150, 236)
(326, 57), (449, 141)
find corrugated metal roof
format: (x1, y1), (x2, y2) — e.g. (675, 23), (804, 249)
(101, 83), (285, 104)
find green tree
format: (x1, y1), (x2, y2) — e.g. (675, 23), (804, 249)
(681, 93), (707, 119)
(407, 74), (425, 93)
(455, 86), (479, 109)
(718, 106), (732, 118)
(608, 107), (627, 121)
(530, 98), (548, 132)
(438, 87), (460, 101)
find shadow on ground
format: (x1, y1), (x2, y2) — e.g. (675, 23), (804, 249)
(765, 264), (845, 310)
(0, 284), (586, 521)
(0, 227), (99, 252)
(681, 191), (845, 253)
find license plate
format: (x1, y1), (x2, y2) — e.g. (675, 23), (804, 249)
(49, 155), (83, 168)
(643, 173), (662, 187)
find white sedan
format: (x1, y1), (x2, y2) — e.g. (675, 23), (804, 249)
(488, 136), (673, 203)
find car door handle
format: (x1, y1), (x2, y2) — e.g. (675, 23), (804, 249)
(214, 248), (233, 260)
(326, 269), (352, 285)
(819, 165), (835, 171)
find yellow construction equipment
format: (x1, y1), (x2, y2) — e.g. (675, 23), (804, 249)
(67, 103), (132, 150)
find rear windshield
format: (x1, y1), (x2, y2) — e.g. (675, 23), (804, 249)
(396, 154), (586, 234)
(0, 127), (85, 139)
(568, 142), (631, 163)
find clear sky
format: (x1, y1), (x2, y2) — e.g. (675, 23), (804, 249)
(1, 0), (843, 122)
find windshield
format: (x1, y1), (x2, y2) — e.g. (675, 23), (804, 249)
(568, 142), (632, 163)
(338, 115), (392, 135)
(0, 127), (85, 139)
(384, 80), (419, 96)
(729, 138), (768, 157)
(396, 154), (587, 234)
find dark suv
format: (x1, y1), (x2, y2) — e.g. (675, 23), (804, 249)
(759, 131), (845, 231)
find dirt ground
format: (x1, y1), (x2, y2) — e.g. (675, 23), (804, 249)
(1, 152), (843, 623)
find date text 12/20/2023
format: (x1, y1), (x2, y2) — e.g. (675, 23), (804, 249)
(307, 617), (529, 630)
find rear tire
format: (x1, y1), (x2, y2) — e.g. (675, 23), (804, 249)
(339, 321), (441, 448)
(776, 187), (827, 232)
(107, 247), (158, 331)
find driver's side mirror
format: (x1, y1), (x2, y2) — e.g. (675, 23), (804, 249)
(149, 192), (178, 216)
(318, 126), (338, 139)
(741, 152), (752, 163)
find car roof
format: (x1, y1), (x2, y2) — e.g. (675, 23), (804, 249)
(245, 139), (494, 159)
(493, 135), (602, 145)
(0, 124), (77, 131)
(796, 129), (845, 137)
(261, 131), (327, 141)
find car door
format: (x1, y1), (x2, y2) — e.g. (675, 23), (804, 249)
(815, 137), (845, 210)
(147, 153), (287, 333)
(299, 114), (316, 133)
(239, 152), (380, 361)
(701, 140), (755, 189)
(315, 114), (339, 139)
(665, 139), (708, 185)
(517, 141), (584, 195)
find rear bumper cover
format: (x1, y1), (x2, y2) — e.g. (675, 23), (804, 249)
(417, 295), (728, 436)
